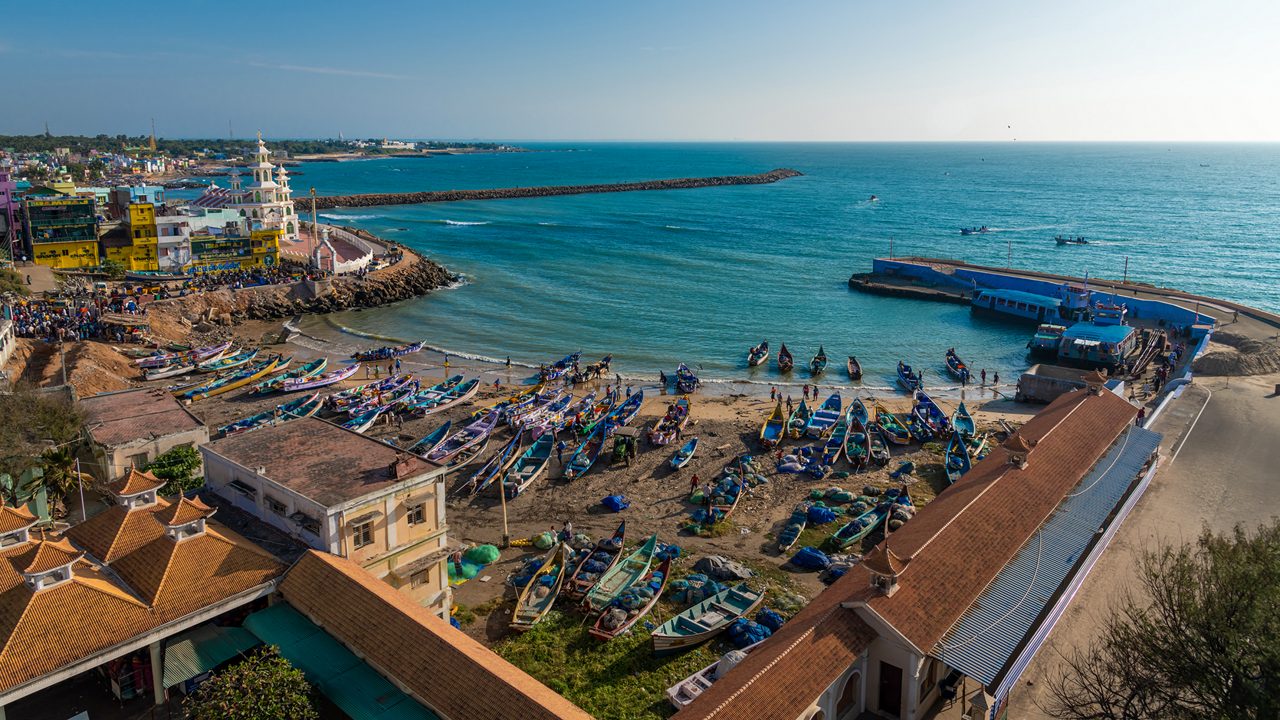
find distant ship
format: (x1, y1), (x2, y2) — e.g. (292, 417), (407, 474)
(960, 225), (990, 236)
(1055, 235), (1089, 245)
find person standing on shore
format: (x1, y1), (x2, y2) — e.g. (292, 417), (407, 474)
(992, 371), (999, 387)
(556, 440), (567, 465)
(786, 395), (793, 412)
(394, 358), (402, 373)
(1136, 407), (1146, 426)
(616, 373), (622, 387)
(506, 356), (511, 367)
(980, 368), (987, 385)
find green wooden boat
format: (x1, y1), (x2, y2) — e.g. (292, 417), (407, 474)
(786, 399), (811, 440)
(583, 534), (658, 613)
(248, 357), (327, 395)
(651, 583), (765, 655)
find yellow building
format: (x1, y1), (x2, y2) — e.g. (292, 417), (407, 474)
(23, 196), (100, 269)
(109, 203), (160, 271)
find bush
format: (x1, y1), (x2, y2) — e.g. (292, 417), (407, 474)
(145, 445), (203, 495)
(185, 646), (317, 720)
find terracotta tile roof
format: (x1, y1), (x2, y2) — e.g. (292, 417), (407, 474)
(66, 504), (165, 562)
(20, 539), (83, 575)
(106, 469), (165, 497)
(82, 388), (206, 448)
(0, 507), (36, 535)
(204, 417), (440, 507)
(281, 550), (592, 720)
(1002, 434), (1035, 454)
(153, 496), (215, 526)
(861, 546), (907, 577)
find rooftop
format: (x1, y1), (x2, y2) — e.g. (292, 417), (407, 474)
(1061, 322), (1136, 344)
(82, 387), (206, 448)
(976, 288), (1063, 307)
(203, 417), (440, 507)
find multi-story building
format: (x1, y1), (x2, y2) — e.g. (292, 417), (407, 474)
(0, 160), (19, 260)
(22, 192), (99, 269)
(200, 417), (453, 616)
(153, 207), (241, 271)
(80, 387), (210, 484)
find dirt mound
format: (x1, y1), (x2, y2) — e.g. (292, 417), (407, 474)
(1192, 331), (1280, 377)
(3, 338), (133, 396)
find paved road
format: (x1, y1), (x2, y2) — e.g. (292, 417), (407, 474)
(1008, 373), (1280, 718)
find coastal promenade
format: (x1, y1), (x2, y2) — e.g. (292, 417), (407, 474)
(306, 168), (802, 209)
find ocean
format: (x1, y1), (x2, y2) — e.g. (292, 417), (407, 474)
(263, 142), (1279, 391)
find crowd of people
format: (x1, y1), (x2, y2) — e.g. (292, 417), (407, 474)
(7, 294), (144, 342)
(181, 265), (301, 292)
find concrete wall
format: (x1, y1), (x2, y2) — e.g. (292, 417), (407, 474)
(0, 314), (15, 380)
(91, 427), (209, 484)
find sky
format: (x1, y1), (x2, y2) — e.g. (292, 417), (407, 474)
(3, 0), (1279, 141)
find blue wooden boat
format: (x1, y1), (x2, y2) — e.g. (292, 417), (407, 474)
(776, 344), (794, 373)
(400, 374), (463, 410)
(249, 357), (327, 395)
(564, 426), (606, 480)
(584, 534), (659, 613)
(651, 583), (765, 655)
(503, 434), (555, 498)
(786, 399), (811, 440)
(670, 437), (699, 469)
(197, 348), (259, 373)
(606, 390), (644, 430)
(342, 405), (388, 433)
(564, 521), (625, 602)
(849, 397), (869, 428)
(777, 503), (809, 553)
(913, 390), (951, 434)
(897, 361), (923, 392)
(952, 402), (976, 437)
(809, 345), (828, 376)
(409, 421), (452, 457)
(906, 408), (936, 441)
(821, 410), (850, 465)
(675, 364), (699, 393)
(217, 392), (322, 436)
(844, 421), (870, 467)
(465, 432), (524, 496)
(427, 411), (499, 464)
(351, 339), (426, 362)
(945, 432), (972, 486)
(805, 393), (843, 438)
(945, 349), (971, 383)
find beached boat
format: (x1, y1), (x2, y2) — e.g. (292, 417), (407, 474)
(584, 534), (659, 613)
(198, 348), (258, 373)
(846, 355), (862, 381)
(777, 344), (794, 373)
(666, 642), (763, 709)
(777, 503), (809, 553)
(906, 408), (936, 441)
(589, 557), (672, 641)
(427, 411), (499, 465)
(944, 349), (971, 384)
(351, 339), (427, 362)
(805, 393), (842, 438)
(951, 402), (976, 437)
(408, 421), (452, 457)
(829, 504), (884, 551)
(465, 432), (523, 496)
(844, 422), (870, 467)
(539, 352), (581, 382)
(401, 374), (463, 408)
(182, 357), (282, 401)
(502, 433), (555, 498)
(746, 340), (769, 367)
(651, 583), (765, 655)
(945, 432), (972, 485)
(648, 397), (691, 446)
(125, 269), (192, 282)
(249, 357), (327, 395)
(897, 361), (923, 392)
(675, 364), (700, 393)
(564, 426), (606, 480)
(574, 391), (617, 436)
(868, 425), (890, 465)
(809, 345), (828, 376)
(786, 399), (811, 440)
(217, 393), (322, 437)
(605, 390), (644, 431)
(342, 405), (389, 433)
(874, 404), (912, 445)
(670, 437), (699, 469)
(282, 362), (360, 392)
(523, 394), (576, 439)
(510, 544), (570, 633)
(563, 521), (625, 602)
(143, 360), (200, 381)
(135, 341), (231, 369)
(409, 377), (480, 417)
(849, 397), (869, 427)
(329, 373), (415, 411)
(344, 380), (419, 416)
(822, 411), (850, 465)
(450, 433), (490, 468)
(759, 401), (786, 448)
(476, 384), (545, 421)
(912, 390), (950, 435)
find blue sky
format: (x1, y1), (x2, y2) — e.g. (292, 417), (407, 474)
(3, 0), (1278, 141)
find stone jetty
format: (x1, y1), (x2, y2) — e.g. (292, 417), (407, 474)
(305, 168), (803, 209)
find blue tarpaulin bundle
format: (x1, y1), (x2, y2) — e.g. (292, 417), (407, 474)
(656, 543), (683, 561)
(822, 566), (849, 585)
(602, 494), (630, 512)
(449, 616), (462, 629)
(583, 559), (608, 573)
(727, 617), (773, 648)
(791, 546), (831, 571)
(755, 608), (785, 632)
(807, 505), (838, 525)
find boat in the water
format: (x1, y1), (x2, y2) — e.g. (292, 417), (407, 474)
(464, 432), (523, 496)
(249, 357), (327, 395)
(651, 583), (765, 655)
(588, 557), (672, 642)
(786, 399), (811, 440)
(564, 425), (607, 480)
(1055, 235), (1089, 245)
(584, 534), (659, 613)
(502, 433), (555, 498)
(746, 340), (769, 367)
(426, 411), (499, 464)
(563, 521), (625, 602)
(809, 345), (828, 376)
(777, 344), (794, 373)
(874, 404), (912, 445)
(351, 339), (427, 362)
(897, 361), (923, 392)
(805, 393), (842, 438)
(1027, 323), (1067, 360)
(777, 503), (809, 553)
(648, 397), (691, 446)
(510, 544), (570, 633)
(960, 225), (990, 236)
(759, 400), (786, 448)
(670, 437), (699, 470)
(282, 362), (360, 392)
(666, 642), (763, 709)
(408, 421), (452, 458)
(675, 364), (700, 393)
(944, 432), (972, 485)
(944, 348), (971, 384)
(846, 355), (862, 381)
(217, 393), (322, 437)
(951, 401), (976, 437)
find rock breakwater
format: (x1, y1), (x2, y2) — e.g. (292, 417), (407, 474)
(307, 168), (803, 209)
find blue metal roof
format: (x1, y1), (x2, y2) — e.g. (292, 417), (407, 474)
(1061, 322), (1135, 344)
(933, 426), (1162, 686)
(975, 288), (1062, 307)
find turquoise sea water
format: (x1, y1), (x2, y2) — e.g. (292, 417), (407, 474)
(281, 143), (1280, 391)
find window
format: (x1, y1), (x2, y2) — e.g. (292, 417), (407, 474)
(265, 496), (287, 516)
(227, 479), (257, 500)
(291, 511), (321, 535)
(127, 452), (149, 469)
(406, 503), (425, 526)
(410, 567), (431, 588)
(352, 521), (373, 548)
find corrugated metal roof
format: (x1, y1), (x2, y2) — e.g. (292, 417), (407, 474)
(934, 426), (1161, 685)
(976, 289), (1063, 306)
(162, 624), (260, 689)
(1062, 322), (1135, 344)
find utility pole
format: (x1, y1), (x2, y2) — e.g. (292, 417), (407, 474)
(310, 187), (319, 249)
(1123, 255), (1129, 285)
(228, 119), (234, 140)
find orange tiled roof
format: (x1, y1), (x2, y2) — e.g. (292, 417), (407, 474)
(20, 539), (83, 575)
(66, 504), (165, 562)
(106, 469), (165, 497)
(0, 507), (37, 535)
(281, 551), (593, 720)
(153, 496), (215, 526)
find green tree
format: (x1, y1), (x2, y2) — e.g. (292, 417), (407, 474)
(1045, 520), (1280, 719)
(0, 384), (83, 481)
(186, 646), (317, 720)
(144, 445), (203, 495)
(99, 258), (126, 280)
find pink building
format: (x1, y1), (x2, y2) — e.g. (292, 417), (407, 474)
(0, 159), (19, 260)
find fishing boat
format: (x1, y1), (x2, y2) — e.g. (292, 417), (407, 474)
(465, 432), (523, 496)
(777, 344), (794, 373)
(510, 544), (570, 633)
(944, 432), (972, 485)
(408, 377), (480, 416)
(905, 408), (935, 442)
(786, 399), (811, 440)
(351, 339), (427, 362)
(401, 374), (463, 408)
(198, 348), (258, 373)
(666, 642), (763, 709)
(249, 357), (327, 395)
(809, 345), (828, 376)
(564, 425), (606, 480)
(821, 410), (850, 465)
(874, 404), (912, 445)
(1027, 323), (1067, 360)
(344, 380), (419, 416)
(849, 397), (869, 428)
(912, 390), (950, 435)
(829, 503), (884, 551)
(605, 390), (644, 431)
(143, 360), (200, 381)
(341, 405), (389, 433)
(502, 433), (555, 498)
(759, 401), (786, 448)
(846, 355), (862, 381)
(675, 364), (700, 393)
(427, 411), (499, 465)
(867, 425), (890, 465)
(648, 397), (691, 445)
(135, 340), (232, 369)
(651, 583), (765, 655)
(524, 394), (577, 439)
(746, 340), (769, 367)
(282, 362), (360, 392)
(584, 534), (659, 613)
(573, 391), (617, 435)
(125, 269), (192, 282)
(476, 384), (546, 421)
(960, 225), (990, 236)
(539, 351), (581, 381)
(1054, 235), (1089, 245)
(181, 357), (282, 401)
(805, 393), (842, 438)
(951, 401), (976, 437)
(563, 521), (625, 602)
(944, 348), (971, 383)
(844, 421), (870, 467)
(329, 374), (415, 412)
(897, 361), (923, 392)
(589, 557), (671, 641)
(450, 433), (490, 468)
(217, 393), (322, 436)
(408, 421), (452, 457)
(700, 477), (743, 530)
(670, 437), (699, 470)
(777, 503), (809, 553)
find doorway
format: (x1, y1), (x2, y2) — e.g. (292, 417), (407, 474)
(879, 662), (903, 716)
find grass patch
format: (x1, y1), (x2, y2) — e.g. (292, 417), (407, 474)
(0, 269), (28, 296)
(452, 604), (477, 626)
(496, 610), (717, 719)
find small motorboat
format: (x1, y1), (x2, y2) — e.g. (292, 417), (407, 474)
(897, 361), (923, 393)
(777, 344), (794, 373)
(747, 340), (769, 367)
(759, 401), (785, 449)
(944, 349), (971, 384)
(846, 355), (862, 381)
(670, 437), (699, 470)
(675, 364), (700, 393)
(960, 225), (990, 236)
(809, 345), (828, 376)
(1054, 235), (1089, 245)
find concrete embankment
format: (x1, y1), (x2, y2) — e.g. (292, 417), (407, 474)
(306, 168), (803, 209)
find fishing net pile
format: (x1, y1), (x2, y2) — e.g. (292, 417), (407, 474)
(573, 550), (616, 586)
(669, 574), (726, 605)
(728, 617), (773, 648)
(449, 544), (502, 584)
(791, 546), (831, 571)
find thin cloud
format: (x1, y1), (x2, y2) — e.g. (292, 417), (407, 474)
(244, 61), (410, 80)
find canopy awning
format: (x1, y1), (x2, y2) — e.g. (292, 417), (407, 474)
(162, 624), (259, 688)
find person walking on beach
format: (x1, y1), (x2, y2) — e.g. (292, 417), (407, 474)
(494, 378), (501, 390)
(395, 358), (402, 373)
(625, 384), (633, 398)
(659, 371), (667, 386)
(616, 373), (622, 387)
(689, 473), (700, 496)
(770, 387), (776, 401)
(980, 368), (987, 385)
(802, 385), (809, 401)
(786, 395), (793, 413)
(556, 440), (567, 465)
(506, 356), (511, 367)
(813, 385), (819, 399)
(387, 362), (394, 378)
(992, 371), (999, 387)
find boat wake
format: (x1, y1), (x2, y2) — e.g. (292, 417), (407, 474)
(319, 213), (381, 221)
(439, 219), (491, 226)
